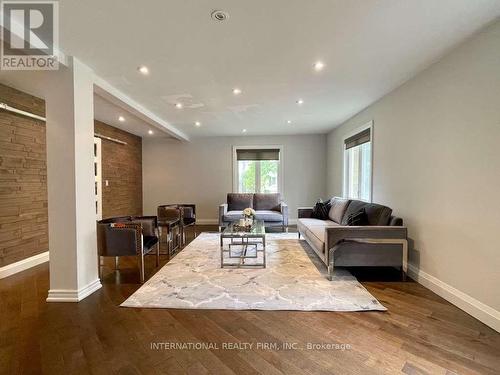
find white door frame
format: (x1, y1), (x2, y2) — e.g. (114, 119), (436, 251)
(94, 137), (103, 220)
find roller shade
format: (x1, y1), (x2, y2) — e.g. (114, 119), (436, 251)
(236, 148), (280, 161)
(345, 128), (371, 150)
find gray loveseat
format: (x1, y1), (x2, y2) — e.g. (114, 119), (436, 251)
(298, 197), (408, 279)
(219, 193), (288, 231)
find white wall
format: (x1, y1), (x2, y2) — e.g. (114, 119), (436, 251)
(143, 134), (326, 222)
(327, 22), (500, 318)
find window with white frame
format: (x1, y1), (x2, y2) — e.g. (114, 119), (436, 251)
(233, 147), (282, 194)
(343, 126), (372, 201)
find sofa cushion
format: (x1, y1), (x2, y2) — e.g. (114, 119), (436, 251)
(254, 210), (283, 222)
(311, 200), (331, 220)
(298, 219), (340, 254)
(223, 210), (243, 222)
(253, 193), (281, 211)
(227, 193), (254, 211)
(341, 200), (393, 226)
(328, 197), (351, 224)
(345, 208), (369, 226)
(297, 218), (337, 229)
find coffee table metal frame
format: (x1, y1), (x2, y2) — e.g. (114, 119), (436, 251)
(220, 221), (266, 268)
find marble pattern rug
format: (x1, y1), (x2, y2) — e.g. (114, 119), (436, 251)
(121, 232), (386, 311)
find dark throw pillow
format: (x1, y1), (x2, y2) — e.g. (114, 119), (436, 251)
(311, 199), (331, 220)
(346, 208), (368, 226)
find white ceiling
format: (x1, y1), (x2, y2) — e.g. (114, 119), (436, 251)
(93, 94), (172, 138)
(59, 0), (500, 137)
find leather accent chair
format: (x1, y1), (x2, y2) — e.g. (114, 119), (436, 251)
(157, 205), (181, 255)
(158, 204), (197, 248)
(97, 216), (160, 283)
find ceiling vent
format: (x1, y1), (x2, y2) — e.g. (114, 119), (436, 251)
(211, 10), (229, 22)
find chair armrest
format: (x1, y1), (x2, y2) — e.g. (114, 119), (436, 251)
(105, 223), (143, 256)
(219, 203), (228, 226)
(130, 216), (157, 237)
(326, 226), (408, 250)
(280, 203), (288, 226)
(298, 207), (313, 218)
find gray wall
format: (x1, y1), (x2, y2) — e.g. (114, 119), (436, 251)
(143, 134), (326, 223)
(327, 22), (500, 311)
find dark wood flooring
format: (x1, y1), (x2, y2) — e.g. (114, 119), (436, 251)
(1, 225), (499, 374)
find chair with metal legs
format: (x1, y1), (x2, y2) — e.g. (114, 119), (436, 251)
(158, 204), (197, 248)
(157, 205), (182, 257)
(178, 204), (197, 246)
(97, 216), (160, 283)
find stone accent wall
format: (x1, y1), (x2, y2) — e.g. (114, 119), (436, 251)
(0, 83), (48, 267)
(94, 120), (142, 218)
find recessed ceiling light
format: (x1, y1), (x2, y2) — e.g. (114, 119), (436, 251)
(148, 130), (154, 135)
(195, 121), (201, 127)
(242, 129), (247, 133)
(287, 120), (292, 124)
(175, 103), (183, 109)
(313, 61), (325, 71)
(211, 10), (229, 22)
(118, 116), (125, 122)
(138, 65), (149, 75)
(296, 99), (304, 105)
(232, 88), (242, 95)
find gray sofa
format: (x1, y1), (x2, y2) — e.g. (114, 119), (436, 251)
(297, 197), (408, 279)
(219, 193), (288, 231)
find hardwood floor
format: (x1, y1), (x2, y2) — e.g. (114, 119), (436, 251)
(1, 225), (499, 374)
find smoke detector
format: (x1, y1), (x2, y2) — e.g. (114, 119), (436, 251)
(211, 10), (229, 22)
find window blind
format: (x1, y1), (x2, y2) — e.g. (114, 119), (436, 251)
(236, 148), (280, 161)
(344, 128), (371, 150)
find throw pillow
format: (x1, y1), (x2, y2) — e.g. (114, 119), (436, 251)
(311, 199), (331, 220)
(346, 208), (368, 226)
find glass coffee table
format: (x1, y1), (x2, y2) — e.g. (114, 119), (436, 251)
(220, 220), (266, 268)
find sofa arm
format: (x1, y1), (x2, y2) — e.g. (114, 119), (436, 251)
(298, 207), (313, 218)
(219, 203), (228, 226)
(326, 226), (407, 252)
(280, 202), (288, 226)
(325, 226), (409, 278)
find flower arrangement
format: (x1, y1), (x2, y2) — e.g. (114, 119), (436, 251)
(243, 207), (256, 218)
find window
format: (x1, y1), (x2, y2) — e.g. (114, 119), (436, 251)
(233, 147), (282, 193)
(343, 125), (372, 201)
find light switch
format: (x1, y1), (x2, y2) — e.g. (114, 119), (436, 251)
(105, 180), (109, 187)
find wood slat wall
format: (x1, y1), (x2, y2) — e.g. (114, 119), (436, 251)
(0, 83), (48, 267)
(94, 120), (143, 219)
(0, 83), (143, 267)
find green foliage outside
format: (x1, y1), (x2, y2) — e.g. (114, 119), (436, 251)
(240, 160), (278, 193)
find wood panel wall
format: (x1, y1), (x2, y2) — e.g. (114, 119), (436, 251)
(0, 83), (48, 267)
(0, 83), (143, 267)
(94, 120), (142, 218)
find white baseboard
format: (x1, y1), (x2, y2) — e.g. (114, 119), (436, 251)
(46, 278), (102, 302)
(0, 251), (49, 279)
(407, 264), (500, 332)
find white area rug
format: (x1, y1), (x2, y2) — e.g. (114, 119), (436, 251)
(121, 232), (386, 311)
